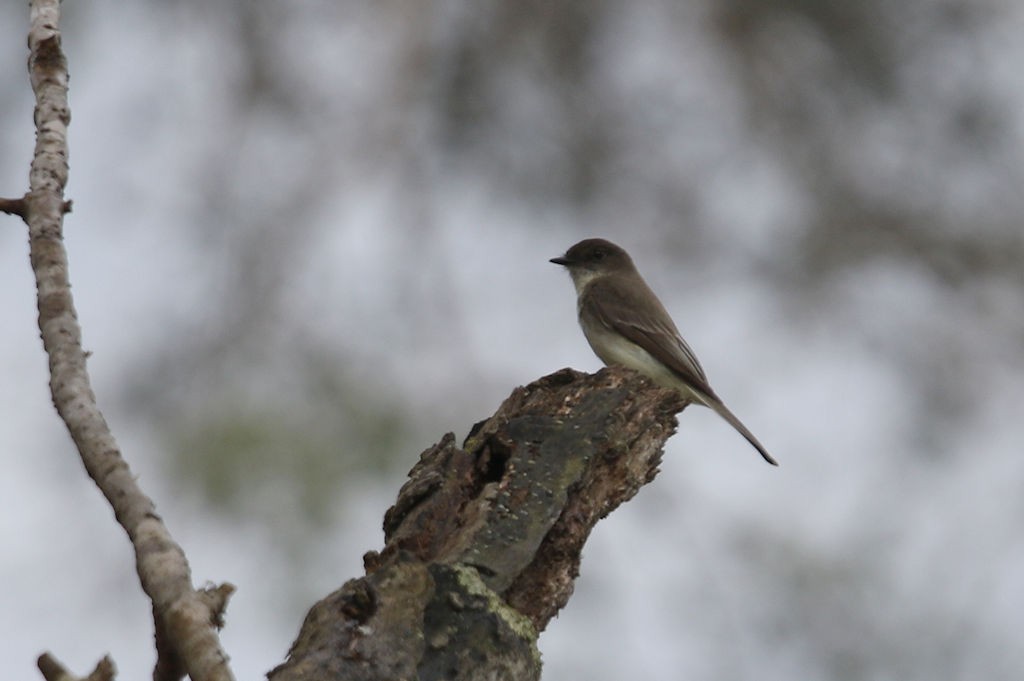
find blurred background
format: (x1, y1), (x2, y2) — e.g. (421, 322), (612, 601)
(2, 1), (1023, 679)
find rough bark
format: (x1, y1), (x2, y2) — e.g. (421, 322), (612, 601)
(270, 366), (686, 681)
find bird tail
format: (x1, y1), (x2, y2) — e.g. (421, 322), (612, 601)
(698, 394), (778, 466)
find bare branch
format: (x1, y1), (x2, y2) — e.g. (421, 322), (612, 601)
(22, 3), (235, 680)
(0, 198), (70, 218)
(0, 197), (28, 217)
(37, 654), (116, 681)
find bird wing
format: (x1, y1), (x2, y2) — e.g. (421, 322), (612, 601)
(582, 276), (778, 466)
(583, 276), (714, 394)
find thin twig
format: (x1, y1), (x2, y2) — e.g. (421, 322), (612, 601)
(37, 654), (116, 681)
(0, 197), (27, 217)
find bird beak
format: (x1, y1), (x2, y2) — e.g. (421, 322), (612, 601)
(550, 255), (571, 266)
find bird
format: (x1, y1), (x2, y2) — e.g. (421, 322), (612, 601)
(550, 238), (777, 466)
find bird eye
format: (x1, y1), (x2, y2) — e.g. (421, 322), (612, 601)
(593, 250), (606, 260)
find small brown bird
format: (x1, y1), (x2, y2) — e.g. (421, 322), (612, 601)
(551, 238), (777, 466)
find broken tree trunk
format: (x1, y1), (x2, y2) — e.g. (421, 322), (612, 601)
(269, 366), (686, 681)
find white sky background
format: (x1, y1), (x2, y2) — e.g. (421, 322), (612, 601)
(2, 2), (1024, 680)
